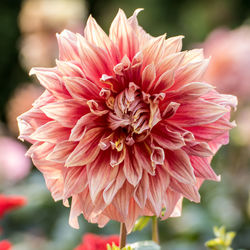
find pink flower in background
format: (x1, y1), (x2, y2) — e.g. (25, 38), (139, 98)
(0, 137), (31, 183)
(74, 234), (119, 250)
(6, 83), (43, 135)
(202, 26), (250, 102)
(18, 9), (236, 232)
(18, 0), (87, 70)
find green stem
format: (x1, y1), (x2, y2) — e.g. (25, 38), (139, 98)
(152, 216), (159, 244)
(119, 222), (127, 249)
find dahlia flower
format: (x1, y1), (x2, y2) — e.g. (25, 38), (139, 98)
(202, 26), (250, 102)
(18, 9), (236, 232)
(74, 234), (119, 250)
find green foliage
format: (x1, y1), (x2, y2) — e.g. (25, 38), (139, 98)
(106, 243), (133, 250)
(205, 226), (236, 250)
(133, 216), (151, 232)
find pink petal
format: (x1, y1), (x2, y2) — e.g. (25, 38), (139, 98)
(165, 149), (196, 184)
(65, 128), (103, 167)
(190, 156), (220, 181)
(170, 178), (200, 202)
(46, 140), (77, 163)
(77, 34), (113, 82)
(109, 9), (139, 60)
(30, 121), (70, 143)
(133, 171), (149, 208)
(169, 99), (227, 127)
(84, 15), (120, 64)
(184, 141), (213, 157)
(173, 59), (210, 90)
(63, 166), (88, 199)
(112, 181), (133, 220)
(141, 63), (156, 92)
(56, 30), (79, 62)
(56, 60), (84, 77)
(161, 188), (182, 220)
(87, 153), (119, 202)
(164, 35), (184, 55)
(103, 166), (126, 204)
(41, 100), (87, 128)
(30, 67), (70, 99)
(64, 77), (101, 101)
(123, 148), (143, 186)
(152, 124), (185, 150)
(134, 143), (155, 175)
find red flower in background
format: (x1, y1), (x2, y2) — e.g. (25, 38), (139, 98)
(0, 194), (27, 218)
(0, 240), (12, 250)
(74, 234), (119, 250)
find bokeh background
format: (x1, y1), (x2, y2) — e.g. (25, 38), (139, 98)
(0, 0), (250, 249)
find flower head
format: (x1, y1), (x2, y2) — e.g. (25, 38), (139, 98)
(18, 9), (236, 232)
(74, 234), (119, 250)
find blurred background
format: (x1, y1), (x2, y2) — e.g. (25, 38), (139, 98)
(0, 0), (250, 249)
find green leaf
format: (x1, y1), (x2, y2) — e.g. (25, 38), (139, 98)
(133, 216), (151, 232)
(205, 226), (236, 250)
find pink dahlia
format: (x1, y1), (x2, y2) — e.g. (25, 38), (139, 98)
(74, 234), (119, 250)
(18, 9), (237, 232)
(202, 26), (250, 102)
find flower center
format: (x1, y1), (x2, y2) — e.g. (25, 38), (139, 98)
(107, 82), (162, 145)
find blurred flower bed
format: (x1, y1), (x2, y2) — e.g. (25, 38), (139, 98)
(0, 0), (249, 249)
